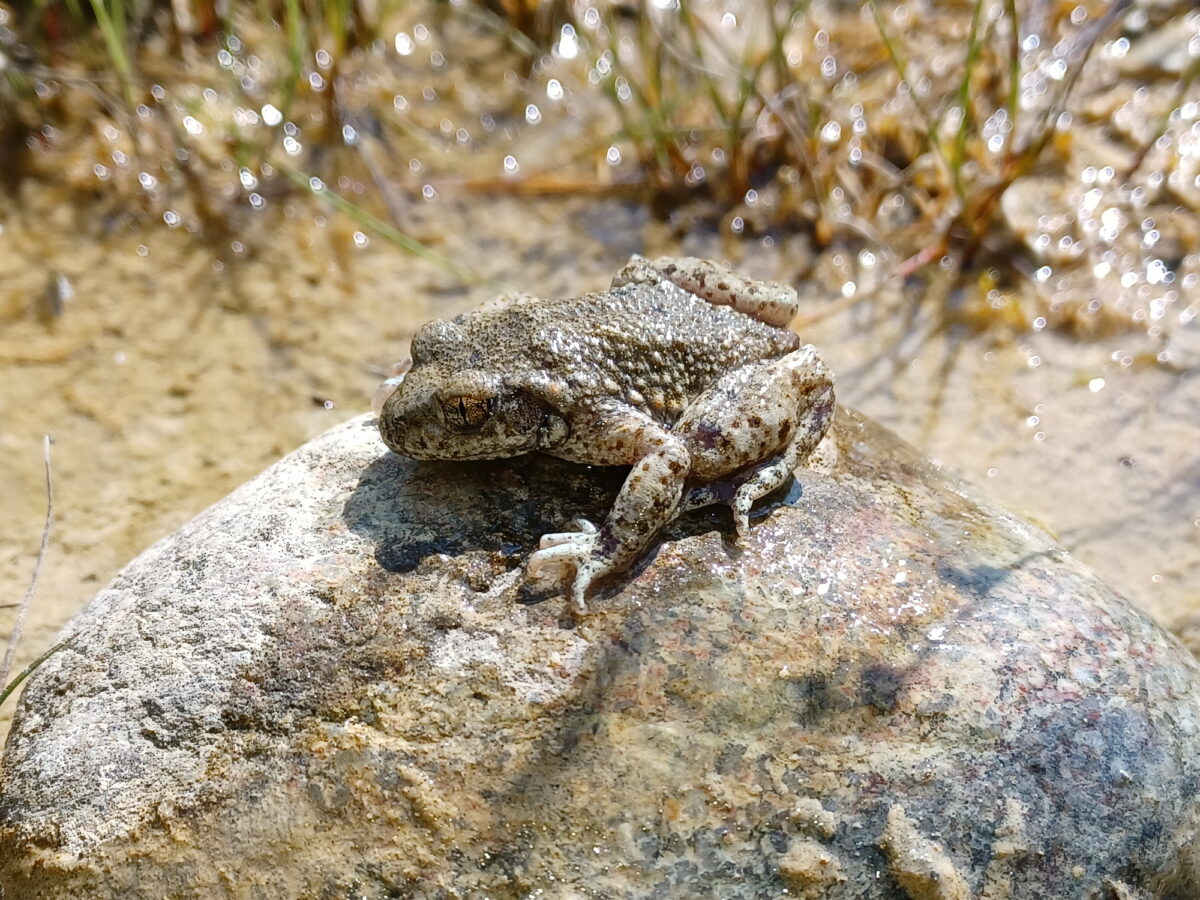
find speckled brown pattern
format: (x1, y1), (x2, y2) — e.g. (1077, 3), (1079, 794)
(377, 256), (835, 610)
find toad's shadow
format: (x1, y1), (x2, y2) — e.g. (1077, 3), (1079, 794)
(343, 441), (802, 587)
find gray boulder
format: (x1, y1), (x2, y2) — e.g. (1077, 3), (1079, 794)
(2, 410), (1198, 899)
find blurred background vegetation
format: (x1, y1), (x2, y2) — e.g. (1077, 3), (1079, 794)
(3, 0), (1196, 338)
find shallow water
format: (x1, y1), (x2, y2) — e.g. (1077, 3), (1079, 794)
(1, 184), (1197, 742)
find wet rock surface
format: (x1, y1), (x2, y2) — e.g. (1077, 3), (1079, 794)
(1, 411), (1198, 899)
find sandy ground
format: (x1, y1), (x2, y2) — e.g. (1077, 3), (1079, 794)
(1, 180), (1198, 745)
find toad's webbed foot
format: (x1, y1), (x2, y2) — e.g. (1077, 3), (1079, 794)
(527, 519), (602, 613)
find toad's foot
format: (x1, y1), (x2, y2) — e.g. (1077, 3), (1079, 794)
(528, 406), (689, 613)
(527, 520), (601, 613)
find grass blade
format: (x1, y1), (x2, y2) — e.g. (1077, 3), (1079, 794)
(1, 436), (53, 692)
(952, 0), (986, 200)
(0, 641), (71, 710)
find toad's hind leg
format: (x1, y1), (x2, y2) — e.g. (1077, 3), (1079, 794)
(611, 255), (799, 327)
(675, 345), (835, 535)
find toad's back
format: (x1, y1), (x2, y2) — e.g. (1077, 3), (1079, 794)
(459, 281), (800, 421)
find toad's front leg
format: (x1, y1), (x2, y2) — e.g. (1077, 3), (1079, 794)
(527, 406), (689, 613)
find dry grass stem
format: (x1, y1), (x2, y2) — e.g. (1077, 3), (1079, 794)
(0, 436), (54, 693)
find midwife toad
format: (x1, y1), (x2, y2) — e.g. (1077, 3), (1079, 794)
(377, 256), (835, 612)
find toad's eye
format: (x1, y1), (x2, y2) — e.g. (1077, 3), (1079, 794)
(441, 395), (497, 429)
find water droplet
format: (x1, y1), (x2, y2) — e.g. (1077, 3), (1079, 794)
(606, 146), (621, 165)
(503, 155), (519, 173)
(820, 121), (841, 142)
(525, 104), (541, 124)
(249, 192), (264, 209)
(341, 124), (357, 145)
(308, 72), (325, 90)
(308, 176), (325, 192)
(182, 115), (204, 136)
(163, 210), (181, 227)
(422, 184), (436, 200)
(261, 104), (282, 126)
(353, 231), (368, 247)
(547, 79), (563, 101)
(283, 136), (302, 156)
(93, 163), (109, 179)
(556, 24), (579, 59)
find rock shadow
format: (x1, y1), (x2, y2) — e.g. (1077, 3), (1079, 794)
(343, 448), (628, 577)
(342, 440), (799, 582)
